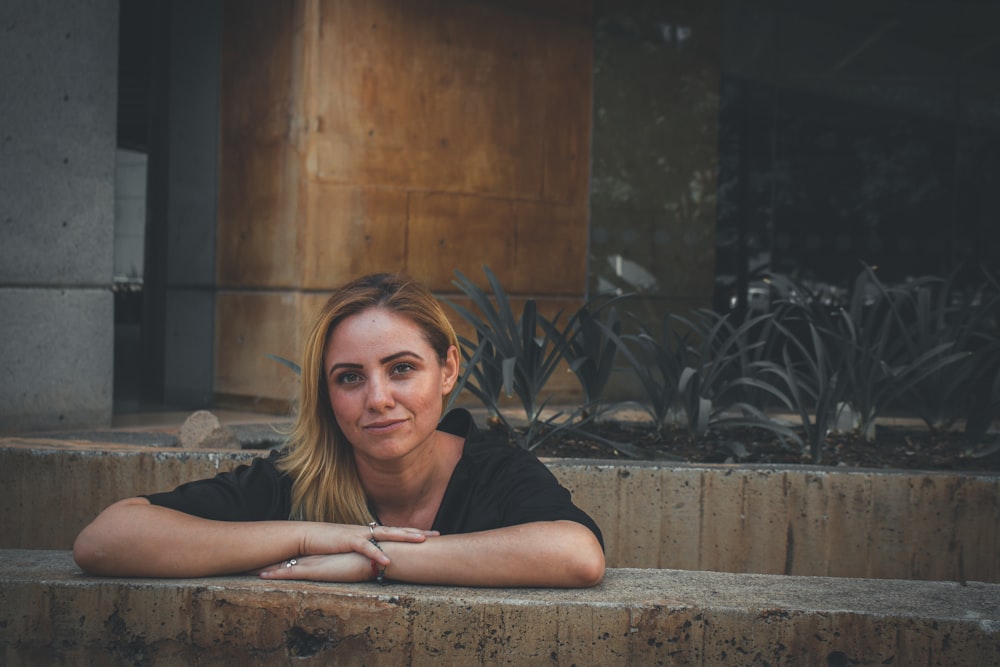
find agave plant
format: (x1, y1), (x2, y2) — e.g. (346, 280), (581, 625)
(833, 267), (968, 440)
(963, 269), (1000, 437)
(444, 331), (504, 423)
(893, 273), (986, 431)
(767, 267), (970, 442)
(966, 357), (1000, 439)
(756, 317), (845, 463)
(605, 311), (687, 434)
(670, 309), (798, 443)
(558, 295), (627, 417)
(446, 266), (581, 450)
(264, 353), (301, 376)
(608, 305), (798, 449)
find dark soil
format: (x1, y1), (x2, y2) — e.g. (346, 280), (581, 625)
(527, 421), (1000, 472)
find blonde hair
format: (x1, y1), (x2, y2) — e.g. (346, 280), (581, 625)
(278, 273), (459, 524)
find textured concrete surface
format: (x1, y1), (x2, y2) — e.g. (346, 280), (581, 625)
(0, 0), (118, 286)
(554, 460), (1000, 583)
(0, 0), (118, 433)
(2, 549), (997, 666)
(2, 440), (998, 583)
(0, 289), (114, 433)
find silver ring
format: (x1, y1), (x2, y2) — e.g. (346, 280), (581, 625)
(368, 521), (378, 538)
(285, 558), (297, 568)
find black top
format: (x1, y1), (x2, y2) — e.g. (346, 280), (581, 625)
(146, 409), (603, 548)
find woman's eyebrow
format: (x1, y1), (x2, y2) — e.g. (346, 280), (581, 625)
(328, 362), (362, 377)
(327, 351), (425, 376)
(380, 350), (424, 364)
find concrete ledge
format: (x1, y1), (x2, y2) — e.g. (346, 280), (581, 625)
(3, 440), (998, 582)
(2, 550), (998, 665)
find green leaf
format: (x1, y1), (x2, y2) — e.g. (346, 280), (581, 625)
(264, 353), (301, 376)
(501, 356), (517, 398)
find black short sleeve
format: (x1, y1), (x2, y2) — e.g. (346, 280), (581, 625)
(143, 410), (603, 550)
(145, 450), (292, 522)
(432, 414), (604, 549)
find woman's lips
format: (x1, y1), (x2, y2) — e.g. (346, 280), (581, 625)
(362, 418), (406, 434)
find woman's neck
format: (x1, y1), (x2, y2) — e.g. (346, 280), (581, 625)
(357, 431), (465, 530)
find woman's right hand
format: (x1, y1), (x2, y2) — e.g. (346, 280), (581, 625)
(257, 551), (375, 582)
(300, 523), (437, 567)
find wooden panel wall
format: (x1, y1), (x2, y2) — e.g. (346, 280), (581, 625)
(216, 0), (593, 407)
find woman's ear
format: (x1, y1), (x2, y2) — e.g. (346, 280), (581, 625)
(441, 344), (460, 395)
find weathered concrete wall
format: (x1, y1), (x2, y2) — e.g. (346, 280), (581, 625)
(0, 442), (255, 553)
(2, 550), (997, 665)
(0, 0), (118, 433)
(3, 441), (997, 583)
(556, 461), (1000, 583)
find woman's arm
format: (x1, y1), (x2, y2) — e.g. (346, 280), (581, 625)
(259, 519), (606, 588)
(72, 497), (432, 578)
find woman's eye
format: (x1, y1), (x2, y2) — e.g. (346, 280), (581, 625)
(391, 362), (415, 376)
(336, 372), (363, 385)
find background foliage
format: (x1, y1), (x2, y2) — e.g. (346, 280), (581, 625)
(449, 265), (1000, 463)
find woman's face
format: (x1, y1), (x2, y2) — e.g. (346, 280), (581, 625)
(323, 306), (459, 463)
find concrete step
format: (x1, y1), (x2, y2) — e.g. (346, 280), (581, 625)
(2, 549), (997, 665)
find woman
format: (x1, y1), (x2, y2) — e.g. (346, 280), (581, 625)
(74, 274), (605, 587)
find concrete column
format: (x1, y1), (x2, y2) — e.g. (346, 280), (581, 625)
(0, 0), (119, 433)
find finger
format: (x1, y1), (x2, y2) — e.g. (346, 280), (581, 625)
(259, 556), (309, 579)
(361, 539), (391, 566)
(373, 526), (439, 542)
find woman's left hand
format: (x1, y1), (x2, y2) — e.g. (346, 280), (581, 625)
(257, 552), (375, 582)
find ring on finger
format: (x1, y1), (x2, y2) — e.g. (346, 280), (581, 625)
(368, 521), (378, 538)
(285, 558), (297, 568)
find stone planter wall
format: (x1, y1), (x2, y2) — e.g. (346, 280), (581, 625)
(4, 441), (997, 583)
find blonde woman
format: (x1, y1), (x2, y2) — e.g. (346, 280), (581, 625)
(74, 274), (604, 587)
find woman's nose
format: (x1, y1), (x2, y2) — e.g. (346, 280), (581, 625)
(365, 375), (394, 410)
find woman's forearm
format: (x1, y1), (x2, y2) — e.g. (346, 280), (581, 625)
(73, 498), (433, 578)
(72, 497), (308, 577)
(382, 521), (605, 588)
